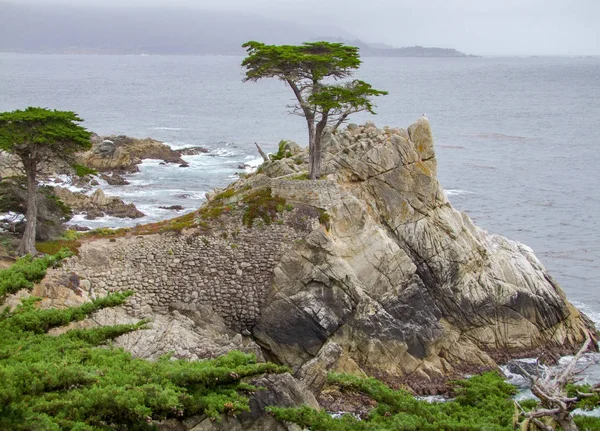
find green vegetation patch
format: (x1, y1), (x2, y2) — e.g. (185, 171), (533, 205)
(133, 212), (198, 235)
(0, 248), (72, 298)
(36, 239), (81, 256)
(242, 188), (286, 228)
(72, 163), (98, 178)
(270, 140), (293, 161)
(0, 253), (288, 430)
(269, 372), (518, 431)
(290, 172), (309, 180)
(318, 209), (331, 230)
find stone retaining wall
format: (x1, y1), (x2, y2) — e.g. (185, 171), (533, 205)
(56, 222), (305, 331)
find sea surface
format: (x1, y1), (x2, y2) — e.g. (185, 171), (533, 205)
(1, 54), (599, 385)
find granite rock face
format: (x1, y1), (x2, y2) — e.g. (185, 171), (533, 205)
(35, 119), (596, 391)
(253, 119), (596, 381)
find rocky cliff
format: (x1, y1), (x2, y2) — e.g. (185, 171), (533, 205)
(33, 119), (596, 399)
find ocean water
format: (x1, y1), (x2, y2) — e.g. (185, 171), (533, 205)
(1, 54), (599, 356)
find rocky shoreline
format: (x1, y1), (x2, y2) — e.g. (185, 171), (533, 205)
(3, 119), (598, 429)
(0, 133), (213, 227)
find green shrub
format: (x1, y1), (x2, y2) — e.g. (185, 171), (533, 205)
(269, 372), (518, 431)
(242, 188), (286, 228)
(270, 140), (293, 161)
(318, 210), (331, 230)
(61, 229), (80, 241)
(72, 163), (98, 177)
(0, 255), (288, 430)
(0, 249), (72, 298)
(574, 415), (600, 430)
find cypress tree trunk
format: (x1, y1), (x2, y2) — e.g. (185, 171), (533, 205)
(17, 160), (38, 256)
(310, 115), (328, 180)
(310, 133), (322, 180)
(308, 121), (320, 180)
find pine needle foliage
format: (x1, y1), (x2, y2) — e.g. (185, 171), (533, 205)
(0, 253), (288, 430)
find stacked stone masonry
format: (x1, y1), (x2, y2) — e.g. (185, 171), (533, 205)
(57, 222), (305, 331)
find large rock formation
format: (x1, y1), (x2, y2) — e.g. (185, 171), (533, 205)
(35, 119), (596, 395)
(252, 119), (595, 387)
(79, 134), (188, 173)
(53, 187), (144, 220)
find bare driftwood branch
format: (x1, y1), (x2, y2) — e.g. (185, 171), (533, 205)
(531, 418), (555, 431)
(516, 336), (597, 431)
(254, 143), (269, 162)
(556, 337), (592, 387)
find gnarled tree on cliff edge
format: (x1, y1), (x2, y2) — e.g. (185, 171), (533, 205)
(0, 107), (91, 255)
(242, 41), (387, 179)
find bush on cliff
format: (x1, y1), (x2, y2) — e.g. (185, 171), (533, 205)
(0, 248), (72, 298)
(269, 372), (600, 431)
(269, 372), (518, 430)
(0, 252), (288, 430)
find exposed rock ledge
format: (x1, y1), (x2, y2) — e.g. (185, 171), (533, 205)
(53, 187), (144, 220)
(79, 134), (189, 173)
(30, 119), (596, 402)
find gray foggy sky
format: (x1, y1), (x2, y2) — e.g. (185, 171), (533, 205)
(12, 0), (600, 55)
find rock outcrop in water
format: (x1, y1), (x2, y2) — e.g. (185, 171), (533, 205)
(53, 187), (144, 220)
(79, 134), (188, 173)
(252, 119), (595, 387)
(27, 119), (596, 406)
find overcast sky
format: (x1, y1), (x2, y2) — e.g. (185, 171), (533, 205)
(13, 0), (600, 55)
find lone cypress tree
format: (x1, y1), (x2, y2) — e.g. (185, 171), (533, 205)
(0, 107), (91, 255)
(242, 41), (387, 179)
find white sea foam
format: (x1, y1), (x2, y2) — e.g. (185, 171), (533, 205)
(571, 301), (600, 329)
(211, 147), (237, 157)
(0, 211), (25, 223)
(67, 213), (126, 228)
(499, 365), (531, 388)
(150, 127), (184, 131)
(244, 157), (264, 173)
(444, 189), (474, 196)
(42, 174), (87, 193)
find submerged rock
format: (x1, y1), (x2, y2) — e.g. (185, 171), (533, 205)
(176, 146), (209, 156)
(100, 172), (129, 185)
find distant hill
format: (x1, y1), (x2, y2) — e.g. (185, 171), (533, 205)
(320, 38), (471, 57)
(0, 3), (316, 54)
(0, 2), (470, 57)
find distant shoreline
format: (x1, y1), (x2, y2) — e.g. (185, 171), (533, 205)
(0, 48), (475, 58)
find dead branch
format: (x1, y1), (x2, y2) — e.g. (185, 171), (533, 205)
(556, 337), (592, 387)
(515, 336), (597, 431)
(254, 143), (269, 162)
(531, 418), (555, 431)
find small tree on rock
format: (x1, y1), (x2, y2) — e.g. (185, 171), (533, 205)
(242, 41), (387, 179)
(0, 107), (91, 255)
